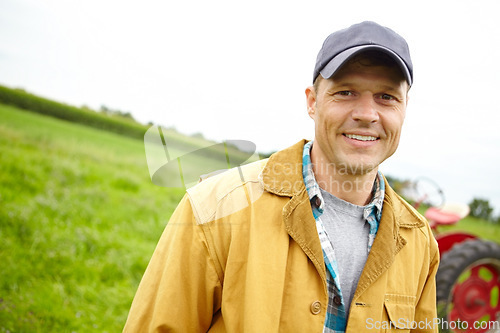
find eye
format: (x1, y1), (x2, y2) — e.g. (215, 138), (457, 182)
(377, 93), (402, 104)
(338, 91), (353, 96)
(380, 94), (395, 100)
(335, 91), (355, 98)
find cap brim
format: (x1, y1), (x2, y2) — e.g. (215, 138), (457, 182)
(319, 45), (412, 86)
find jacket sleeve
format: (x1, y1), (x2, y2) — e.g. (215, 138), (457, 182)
(412, 234), (440, 333)
(123, 195), (222, 332)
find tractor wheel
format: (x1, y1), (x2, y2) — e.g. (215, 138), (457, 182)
(437, 239), (500, 332)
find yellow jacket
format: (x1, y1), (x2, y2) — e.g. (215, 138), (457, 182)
(123, 140), (439, 332)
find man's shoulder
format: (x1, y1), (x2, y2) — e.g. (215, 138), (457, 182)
(186, 158), (268, 224)
(184, 140), (308, 225)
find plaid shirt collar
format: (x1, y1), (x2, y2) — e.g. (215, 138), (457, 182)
(302, 140), (384, 223)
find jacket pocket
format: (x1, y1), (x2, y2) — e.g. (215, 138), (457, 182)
(383, 294), (416, 332)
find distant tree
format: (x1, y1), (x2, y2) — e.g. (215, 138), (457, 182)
(99, 105), (135, 121)
(469, 198), (494, 221)
(192, 132), (205, 139)
(81, 104), (94, 112)
(385, 175), (411, 197)
(121, 111), (135, 120)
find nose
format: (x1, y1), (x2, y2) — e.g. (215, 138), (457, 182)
(352, 94), (379, 123)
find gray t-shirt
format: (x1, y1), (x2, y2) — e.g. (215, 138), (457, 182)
(319, 188), (370, 316)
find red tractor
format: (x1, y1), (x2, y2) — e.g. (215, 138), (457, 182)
(411, 178), (500, 332)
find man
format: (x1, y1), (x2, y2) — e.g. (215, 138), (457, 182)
(124, 21), (439, 332)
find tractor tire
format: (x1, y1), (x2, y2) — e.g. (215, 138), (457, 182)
(436, 239), (500, 333)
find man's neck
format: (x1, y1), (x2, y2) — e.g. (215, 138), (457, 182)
(311, 151), (378, 207)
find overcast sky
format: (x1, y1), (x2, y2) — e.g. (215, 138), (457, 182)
(1, 0), (499, 213)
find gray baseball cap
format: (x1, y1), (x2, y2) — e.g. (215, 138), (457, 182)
(313, 21), (413, 86)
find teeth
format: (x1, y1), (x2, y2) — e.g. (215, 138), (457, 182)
(345, 134), (377, 141)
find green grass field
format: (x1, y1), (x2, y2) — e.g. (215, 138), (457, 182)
(0, 103), (188, 332)
(433, 215), (500, 243)
(414, 205), (500, 243)
(1, 102), (499, 332)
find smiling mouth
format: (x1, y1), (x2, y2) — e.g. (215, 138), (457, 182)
(343, 134), (379, 142)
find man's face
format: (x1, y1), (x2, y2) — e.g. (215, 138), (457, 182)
(306, 59), (408, 176)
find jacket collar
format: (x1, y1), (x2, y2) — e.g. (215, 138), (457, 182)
(261, 139), (308, 197)
(261, 140), (327, 278)
(353, 179), (426, 299)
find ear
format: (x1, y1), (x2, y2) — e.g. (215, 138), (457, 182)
(305, 86), (317, 120)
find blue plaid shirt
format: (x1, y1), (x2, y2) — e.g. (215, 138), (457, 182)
(302, 140), (385, 333)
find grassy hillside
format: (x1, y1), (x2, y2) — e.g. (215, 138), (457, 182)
(0, 103), (187, 332)
(0, 84), (257, 171)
